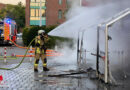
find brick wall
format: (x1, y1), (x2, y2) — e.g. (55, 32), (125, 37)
(0, 3), (6, 10)
(46, 0), (67, 26)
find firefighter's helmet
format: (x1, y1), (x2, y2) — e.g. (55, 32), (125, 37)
(38, 30), (45, 35)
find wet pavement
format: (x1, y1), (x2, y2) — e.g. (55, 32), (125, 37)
(0, 46), (130, 90)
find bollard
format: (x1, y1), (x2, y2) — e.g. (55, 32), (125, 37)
(0, 48), (3, 56)
(55, 45), (58, 51)
(30, 46), (33, 62)
(0, 52), (2, 56)
(11, 53), (15, 57)
(0, 75), (3, 84)
(4, 47), (7, 63)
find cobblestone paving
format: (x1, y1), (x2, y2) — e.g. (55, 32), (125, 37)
(0, 46), (130, 90)
(0, 63), (97, 90)
(0, 62), (130, 90)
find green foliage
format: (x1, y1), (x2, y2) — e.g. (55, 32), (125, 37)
(22, 26), (73, 49)
(22, 27), (29, 46)
(0, 2), (25, 32)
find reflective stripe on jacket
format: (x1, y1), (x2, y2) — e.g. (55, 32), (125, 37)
(35, 36), (44, 54)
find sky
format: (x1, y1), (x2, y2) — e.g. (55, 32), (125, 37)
(0, 0), (25, 5)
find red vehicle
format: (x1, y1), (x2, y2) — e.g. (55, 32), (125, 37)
(0, 18), (17, 45)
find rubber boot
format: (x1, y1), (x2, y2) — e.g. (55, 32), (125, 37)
(34, 68), (38, 72)
(43, 67), (49, 71)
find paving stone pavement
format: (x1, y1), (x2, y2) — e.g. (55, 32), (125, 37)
(0, 62), (98, 90)
(0, 46), (130, 90)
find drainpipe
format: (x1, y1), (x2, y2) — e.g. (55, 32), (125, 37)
(39, 0), (42, 27)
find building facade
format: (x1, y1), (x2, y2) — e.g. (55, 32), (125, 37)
(0, 3), (6, 10)
(25, 0), (68, 26)
(46, 0), (67, 26)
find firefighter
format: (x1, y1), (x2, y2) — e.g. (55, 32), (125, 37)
(34, 30), (49, 72)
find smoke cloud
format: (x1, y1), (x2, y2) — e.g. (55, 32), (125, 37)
(48, 0), (130, 75)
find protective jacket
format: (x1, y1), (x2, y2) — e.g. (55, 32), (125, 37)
(34, 34), (49, 72)
(35, 35), (48, 54)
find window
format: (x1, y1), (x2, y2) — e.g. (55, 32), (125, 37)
(31, 0), (35, 2)
(36, 0), (40, 2)
(42, 2), (45, 6)
(59, 0), (62, 5)
(66, 0), (69, 4)
(30, 9), (35, 17)
(35, 3), (39, 6)
(58, 10), (62, 19)
(36, 9), (39, 17)
(42, 9), (46, 17)
(42, 0), (46, 2)
(66, 0), (69, 6)
(36, 0), (46, 2)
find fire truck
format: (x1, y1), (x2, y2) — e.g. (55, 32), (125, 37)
(0, 18), (17, 45)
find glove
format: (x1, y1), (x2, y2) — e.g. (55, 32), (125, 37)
(41, 45), (45, 49)
(40, 35), (44, 41)
(36, 43), (40, 47)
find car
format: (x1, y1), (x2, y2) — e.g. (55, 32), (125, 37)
(17, 33), (22, 40)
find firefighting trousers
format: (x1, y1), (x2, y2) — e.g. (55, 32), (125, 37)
(34, 54), (47, 69)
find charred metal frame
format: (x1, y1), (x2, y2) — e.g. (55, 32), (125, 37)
(97, 8), (130, 83)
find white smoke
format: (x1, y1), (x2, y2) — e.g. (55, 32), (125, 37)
(48, 0), (130, 71)
(49, 0), (129, 38)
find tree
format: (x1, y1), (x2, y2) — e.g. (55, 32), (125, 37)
(0, 2), (25, 32)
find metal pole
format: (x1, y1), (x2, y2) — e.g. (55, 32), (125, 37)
(105, 25), (108, 83)
(39, 0), (42, 26)
(96, 25), (100, 77)
(30, 46), (32, 62)
(79, 0), (82, 6)
(4, 47), (7, 63)
(77, 32), (80, 67)
(9, 24), (11, 40)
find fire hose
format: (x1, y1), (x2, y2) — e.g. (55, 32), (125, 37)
(9, 39), (35, 50)
(0, 37), (36, 70)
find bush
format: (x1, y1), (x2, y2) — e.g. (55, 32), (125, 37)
(22, 27), (29, 45)
(22, 26), (73, 49)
